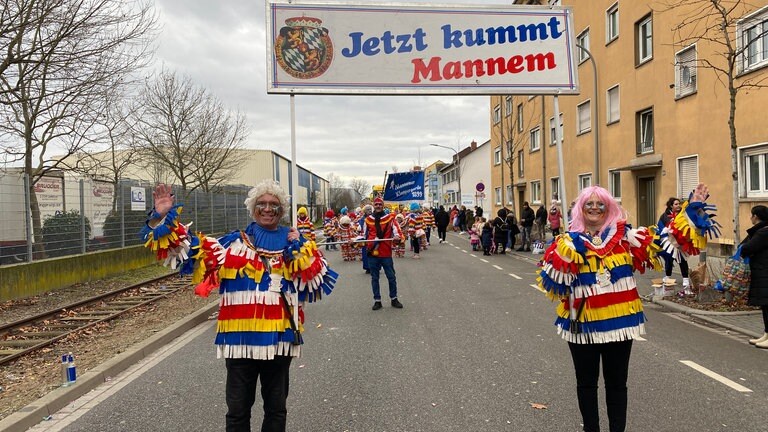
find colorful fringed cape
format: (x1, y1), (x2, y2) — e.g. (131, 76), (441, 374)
(537, 200), (718, 344)
(141, 207), (338, 360)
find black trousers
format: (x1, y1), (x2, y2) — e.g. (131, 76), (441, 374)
(664, 255), (689, 278)
(568, 340), (633, 432)
(225, 356), (292, 432)
(762, 305), (768, 332)
(437, 226), (447, 241)
(411, 236), (421, 254)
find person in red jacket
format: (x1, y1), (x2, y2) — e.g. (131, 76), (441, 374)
(363, 197), (404, 310)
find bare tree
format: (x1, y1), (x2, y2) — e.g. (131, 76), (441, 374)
(326, 172), (346, 210)
(0, 0), (158, 256)
(132, 69), (248, 196)
(500, 96), (538, 210)
(661, 0), (768, 243)
(349, 177), (371, 199)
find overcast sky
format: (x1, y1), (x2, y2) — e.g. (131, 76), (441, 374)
(153, 0), (493, 189)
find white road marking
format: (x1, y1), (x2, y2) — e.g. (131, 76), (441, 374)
(635, 336), (647, 341)
(480, 259), (489, 263)
(493, 265), (503, 270)
(454, 246), (461, 249)
(462, 249), (468, 253)
(530, 284), (545, 293)
(470, 254), (477, 258)
(508, 273), (522, 279)
(679, 360), (753, 393)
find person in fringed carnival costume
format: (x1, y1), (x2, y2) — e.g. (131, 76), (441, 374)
(537, 183), (718, 432)
(407, 202), (425, 258)
(364, 197), (404, 309)
(358, 204), (373, 273)
(393, 213), (407, 258)
(337, 215), (359, 261)
(296, 206), (315, 242)
(422, 205), (434, 246)
(322, 209), (338, 251)
(141, 181), (338, 432)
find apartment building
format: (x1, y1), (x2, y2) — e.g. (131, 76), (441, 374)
(490, 0), (768, 253)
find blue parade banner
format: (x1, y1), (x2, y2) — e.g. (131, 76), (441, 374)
(383, 171), (425, 202)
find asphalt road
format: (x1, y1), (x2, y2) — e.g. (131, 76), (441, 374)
(53, 233), (768, 432)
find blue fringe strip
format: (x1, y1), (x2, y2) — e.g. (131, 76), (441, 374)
(539, 270), (570, 297)
(298, 268), (339, 303)
(139, 204), (183, 241)
(215, 330), (298, 346)
(685, 201), (722, 239)
(555, 311), (646, 333)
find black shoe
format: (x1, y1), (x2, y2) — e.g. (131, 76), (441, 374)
(365, 269), (370, 274)
(391, 298), (404, 309)
(372, 301), (383, 311)
(516, 248), (525, 251)
(525, 248), (531, 252)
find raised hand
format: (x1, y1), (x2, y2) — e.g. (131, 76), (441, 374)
(287, 227), (300, 242)
(690, 183), (709, 203)
(152, 184), (175, 218)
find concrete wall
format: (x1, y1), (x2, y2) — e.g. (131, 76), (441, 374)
(0, 246), (157, 302)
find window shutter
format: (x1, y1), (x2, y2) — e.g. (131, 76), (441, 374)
(675, 46), (697, 97)
(678, 156), (699, 199)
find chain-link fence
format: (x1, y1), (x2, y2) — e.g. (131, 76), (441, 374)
(0, 173), (251, 265)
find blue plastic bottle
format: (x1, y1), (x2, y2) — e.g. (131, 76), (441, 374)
(67, 353), (77, 383)
(61, 354), (70, 387)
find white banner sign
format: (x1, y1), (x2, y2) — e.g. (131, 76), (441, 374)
(266, 1), (578, 95)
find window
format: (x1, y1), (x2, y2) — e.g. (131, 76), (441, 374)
(530, 127), (541, 151)
(494, 146), (502, 165)
(551, 177), (560, 202)
(578, 174), (593, 191)
(505, 96), (512, 116)
(495, 187), (502, 205)
(739, 7), (768, 72)
(743, 145), (768, 197)
(678, 156), (699, 198)
(577, 101), (591, 134)
(675, 45), (697, 98)
(531, 181), (542, 204)
(609, 171), (622, 199)
(636, 15), (653, 64)
(577, 28), (590, 63)
(517, 103), (524, 132)
(607, 85), (620, 124)
(517, 149), (524, 177)
(493, 105), (501, 124)
(506, 185), (513, 204)
(549, 113), (563, 146)
(606, 3), (619, 43)
(637, 108), (654, 154)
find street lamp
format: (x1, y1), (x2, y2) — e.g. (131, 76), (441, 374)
(430, 143), (461, 207)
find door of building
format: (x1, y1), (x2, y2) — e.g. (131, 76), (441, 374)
(637, 177), (656, 228)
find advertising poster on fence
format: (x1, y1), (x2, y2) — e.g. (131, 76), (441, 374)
(383, 171), (425, 202)
(131, 187), (146, 211)
(33, 176), (65, 221)
(266, 1), (578, 95)
(90, 182), (114, 237)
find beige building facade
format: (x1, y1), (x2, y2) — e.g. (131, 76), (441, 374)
(490, 0), (768, 254)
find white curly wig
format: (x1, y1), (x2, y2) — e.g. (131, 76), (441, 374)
(244, 179), (290, 219)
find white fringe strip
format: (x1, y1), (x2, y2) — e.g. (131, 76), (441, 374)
(572, 275), (637, 298)
(217, 342), (300, 359)
(557, 323), (646, 344)
(220, 290), (285, 306)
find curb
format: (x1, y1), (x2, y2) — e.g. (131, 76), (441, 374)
(652, 299), (762, 339)
(0, 300), (220, 432)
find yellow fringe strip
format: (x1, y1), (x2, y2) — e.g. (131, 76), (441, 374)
(556, 299), (643, 321)
(674, 201), (707, 250)
(577, 252), (633, 273)
(555, 238), (584, 265)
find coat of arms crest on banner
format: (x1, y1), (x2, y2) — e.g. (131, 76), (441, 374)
(275, 16), (333, 79)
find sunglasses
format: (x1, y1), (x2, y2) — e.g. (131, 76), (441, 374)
(583, 201), (606, 211)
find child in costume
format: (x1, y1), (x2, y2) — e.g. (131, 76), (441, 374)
(337, 215), (359, 261)
(296, 206), (315, 242)
(323, 209), (338, 251)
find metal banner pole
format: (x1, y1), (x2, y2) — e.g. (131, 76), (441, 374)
(290, 94), (298, 228)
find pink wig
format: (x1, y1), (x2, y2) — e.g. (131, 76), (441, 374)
(569, 186), (627, 233)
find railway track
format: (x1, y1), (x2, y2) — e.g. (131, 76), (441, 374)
(0, 274), (190, 366)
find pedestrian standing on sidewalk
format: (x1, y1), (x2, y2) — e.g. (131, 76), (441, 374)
(141, 181), (338, 432)
(534, 204), (547, 242)
(537, 183), (718, 432)
(548, 200), (563, 237)
(492, 208), (509, 254)
(658, 197), (692, 295)
(741, 205), (768, 348)
(518, 202), (535, 251)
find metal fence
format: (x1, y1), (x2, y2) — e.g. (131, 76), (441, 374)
(0, 173), (251, 265)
